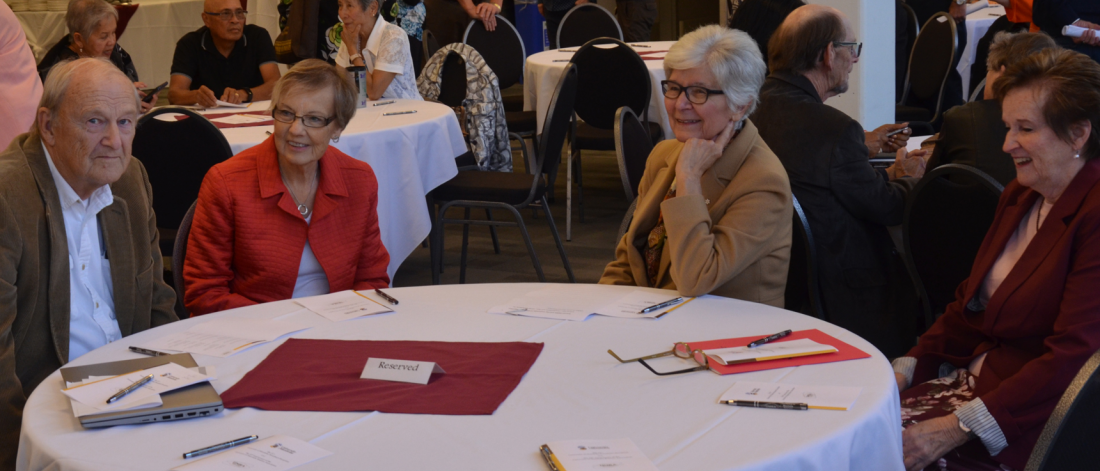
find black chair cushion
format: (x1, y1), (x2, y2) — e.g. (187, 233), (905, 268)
(502, 94), (525, 112)
(896, 104), (932, 123)
(432, 170), (546, 205)
(505, 110), (537, 133)
(455, 150), (478, 169)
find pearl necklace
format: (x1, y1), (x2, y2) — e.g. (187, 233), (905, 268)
(281, 173), (318, 218)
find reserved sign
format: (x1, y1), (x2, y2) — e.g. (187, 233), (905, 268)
(360, 358), (446, 384)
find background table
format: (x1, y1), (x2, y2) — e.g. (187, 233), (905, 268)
(195, 99), (466, 280)
(524, 41), (675, 140)
(958, 3), (1006, 100)
(16, 0), (279, 85)
(18, 284), (904, 471)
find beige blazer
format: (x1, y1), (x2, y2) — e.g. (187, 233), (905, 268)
(599, 120), (792, 307)
(0, 133), (178, 470)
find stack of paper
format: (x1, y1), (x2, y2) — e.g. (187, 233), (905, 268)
(62, 363), (213, 417)
(719, 381), (862, 411)
(132, 318), (310, 358)
(702, 338), (838, 366)
(294, 290), (392, 322)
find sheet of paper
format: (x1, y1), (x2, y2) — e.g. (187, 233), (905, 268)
(487, 286), (607, 321)
(137, 319), (309, 357)
(1064, 25), (1088, 38)
(906, 135), (932, 153)
(294, 290), (392, 322)
(703, 338), (838, 365)
(172, 435), (332, 471)
(186, 318), (309, 341)
(965, 0), (988, 15)
(545, 439), (658, 471)
(62, 362), (211, 414)
(593, 290), (692, 318)
(66, 374), (164, 417)
(213, 100), (249, 108)
(719, 381), (862, 411)
(209, 114), (271, 125)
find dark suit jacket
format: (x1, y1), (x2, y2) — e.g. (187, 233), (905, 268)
(751, 72), (919, 358)
(1033, 0), (1100, 62)
(927, 99), (1016, 186)
(0, 133), (178, 470)
(906, 158), (1100, 469)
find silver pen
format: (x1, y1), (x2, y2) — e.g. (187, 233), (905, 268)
(639, 297), (684, 314)
(722, 400), (808, 410)
(372, 100), (396, 106)
(129, 346), (170, 357)
(383, 110), (417, 116)
(183, 435), (259, 459)
(106, 374), (154, 404)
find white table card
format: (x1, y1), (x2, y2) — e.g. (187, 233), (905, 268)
(720, 381), (862, 411)
(543, 439), (658, 471)
(360, 358), (446, 385)
(294, 290), (393, 322)
(172, 435), (332, 471)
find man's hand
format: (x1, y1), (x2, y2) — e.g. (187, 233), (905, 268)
(575, 0), (589, 4)
(866, 122), (911, 156)
(948, 1), (966, 23)
(475, 2), (498, 30)
(220, 87), (245, 105)
(903, 415), (970, 471)
(1073, 20), (1100, 46)
(889, 148), (928, 180)
(537, 3), (544, 16)
(193, 85), (218, 108)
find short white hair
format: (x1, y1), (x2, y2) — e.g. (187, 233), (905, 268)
(66, 0), (118, 42)
(664, 25), (766, 116)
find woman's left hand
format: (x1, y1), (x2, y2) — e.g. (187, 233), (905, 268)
(676, 119), (736, 183)
(475, 2), (498, 30)
(902, 415), (970, 471)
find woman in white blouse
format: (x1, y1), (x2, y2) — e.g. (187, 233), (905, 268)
(335, 0), (422, 100)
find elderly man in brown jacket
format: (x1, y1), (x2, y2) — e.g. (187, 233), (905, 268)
(0, 58), (177, 470)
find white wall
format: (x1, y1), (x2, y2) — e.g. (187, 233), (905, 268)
(810, 0), (895, 128)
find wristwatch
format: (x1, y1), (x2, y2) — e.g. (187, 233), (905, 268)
(243, 87), (253, 103)
(349, 53), (363, 63)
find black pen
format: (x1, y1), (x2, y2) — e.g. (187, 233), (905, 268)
(129, 346), (170, 356)
(639, 297), (684, 314)
(552, 59), (571, 62)
(374, 289), (399, 305)
(183, 435), (259, 459)
(106, 374), (154, 404)
(747, 329), (792, 348)
(629, 43), (651, 47)
(722, 400), (808, 410)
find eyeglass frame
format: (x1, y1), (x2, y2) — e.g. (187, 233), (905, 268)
(832, 41), (862, 58)
(271, 108), (335, 128)
(607, 342), (713, 376)
(660, 80), (726, 105)
(203, 9), (248, 21)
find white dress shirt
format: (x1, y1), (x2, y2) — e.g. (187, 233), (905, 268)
(43, 145), (121, 361)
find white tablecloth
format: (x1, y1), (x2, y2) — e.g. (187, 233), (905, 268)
(16, 0), (280, 86)
(958, 4), (1005, 100)
(524, 41), (675, 139)
(18, 283), (904, 471)
(195, 99), (465, 280)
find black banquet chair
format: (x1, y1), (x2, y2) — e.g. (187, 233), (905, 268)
(897, 12), (958, 132)
(463, 15), (538, 153)
(1024, 348), (1100, 471)
(613, 106), (653, 203)
(902, 163), (1003, 331)
(428, 64), (579, 284)
(784, 195), (826, 320)
(556, 3), (622, 49)
(172, 201), (197, 319)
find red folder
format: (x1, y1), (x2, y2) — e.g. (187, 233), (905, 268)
(688, 329), (871, 375)
(176, 110), (274, 129)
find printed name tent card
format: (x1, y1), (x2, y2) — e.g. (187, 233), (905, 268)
(361, 358), (446, 384)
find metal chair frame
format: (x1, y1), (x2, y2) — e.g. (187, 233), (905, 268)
(556, 3), (622, 49)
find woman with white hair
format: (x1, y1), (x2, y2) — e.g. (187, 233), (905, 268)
(333, 0), (422, 100)
(37, 0), (151, 111)
(599, 25), (793, 305)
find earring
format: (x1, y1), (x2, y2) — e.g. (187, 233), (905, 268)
(332, 136), (340, 143)
(1075, 149), (1081, 159)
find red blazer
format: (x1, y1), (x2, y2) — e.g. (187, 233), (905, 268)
(906, 158), (1100, 468)
(183, 137), (390, 316)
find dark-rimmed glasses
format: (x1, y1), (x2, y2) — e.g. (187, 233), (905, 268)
(661, 80), (725, 105)
(833, 41), (862, 58)
(203, 9), (248, 21)
(608, 342), (713, 376)
(272, 108), (334, 128)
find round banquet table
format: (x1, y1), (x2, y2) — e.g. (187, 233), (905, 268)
(524, 41), (675, 140)
(958, 3), (1006, 100)
(191, 99), (466, 280)
(18, 284), (904, 471)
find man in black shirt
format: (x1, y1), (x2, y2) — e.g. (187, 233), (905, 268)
(168, 0), (280, 107)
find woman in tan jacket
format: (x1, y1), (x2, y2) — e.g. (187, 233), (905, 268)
(599, 25), (792, 307)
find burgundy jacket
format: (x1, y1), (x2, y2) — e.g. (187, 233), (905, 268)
(906, 158), (1100, 468)
(184, 137), (390, 316)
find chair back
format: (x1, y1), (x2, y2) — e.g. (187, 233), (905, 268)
(557, 3), (622, 49)
(613, 106), (652, 202)
(533, 63), (579, 193)
(785, 195), (826, 320)
(463, 15), (525, 89)
(969, 77), (986, 103)
(902, 164), (1002, 330)
(438, 51), (468, 108)
(617, 198), (637, 242)
(900, 12), (957, 122)
(133, 107), (233, 231)
(172, 200), (197, 319)
(423, 29), (441, 69)
(901, 2), (919, 59)
(1025, 348), (1100, 471)
(571, 38), (649, 130)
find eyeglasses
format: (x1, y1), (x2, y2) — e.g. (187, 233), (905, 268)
(661, 80), (725, 105)
(608, 342), (713, 376)
(833, 41), (862, 58)
(203, 9), (248, 21)
(272, 108), (334, 128)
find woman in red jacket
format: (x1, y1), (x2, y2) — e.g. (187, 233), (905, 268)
(183, 59), (390, 316)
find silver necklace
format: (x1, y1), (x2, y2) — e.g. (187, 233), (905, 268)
(281, 173), (318, 218)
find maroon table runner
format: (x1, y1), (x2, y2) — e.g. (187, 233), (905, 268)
(221, 339), (544, 415)
(176, 110), (274, 129)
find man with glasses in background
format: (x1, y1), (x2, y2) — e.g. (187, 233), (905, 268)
(168, 0), (281, 107)
(750, 5), (927, 359)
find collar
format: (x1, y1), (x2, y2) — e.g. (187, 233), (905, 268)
(364, 17), (389, 57)
(255, 136), (349, 220)
(201, 26), (247, 52)
(41, 143), (114, 213)
(769, 71), (824, 104)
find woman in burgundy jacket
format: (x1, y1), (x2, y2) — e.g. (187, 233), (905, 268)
(894, 49), (1100, 471)
(184, 59), (390, 316)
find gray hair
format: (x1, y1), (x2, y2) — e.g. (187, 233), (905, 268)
(664, 25), (766, 117)
(270, 59), (357, 130)
(352, 0), (379, 14)
(37, 58), (140, 123)
(66, 0), (118, 43)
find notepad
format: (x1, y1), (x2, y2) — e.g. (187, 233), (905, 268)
(720, 381), (862, 411)
(703, 338), (838, 365)
(543, 439), (658, 471)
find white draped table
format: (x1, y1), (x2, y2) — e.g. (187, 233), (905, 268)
(958, 3), (1006, 100)
(18, 283), (904, 471)
(194, 99), (465, 280)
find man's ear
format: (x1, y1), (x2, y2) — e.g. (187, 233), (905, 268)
(37, 107), (56, 147)
(821, 43), (836, 72)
